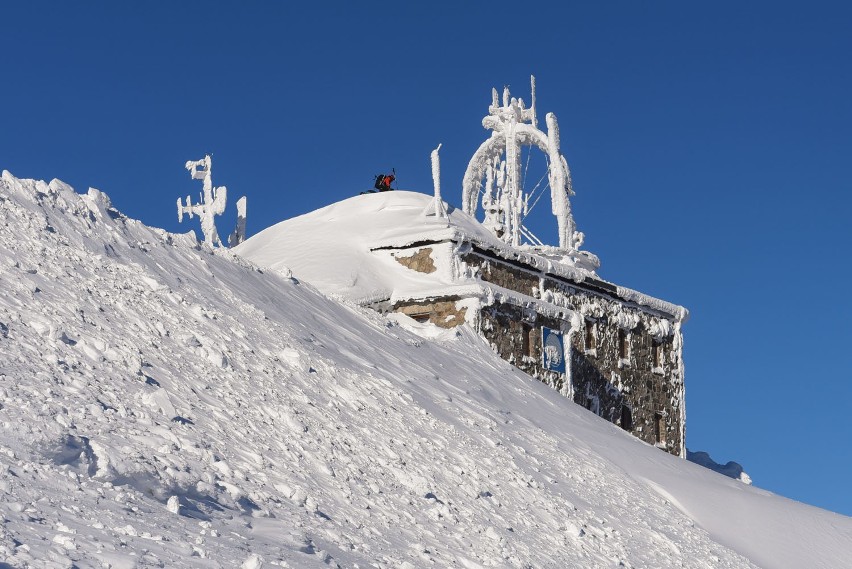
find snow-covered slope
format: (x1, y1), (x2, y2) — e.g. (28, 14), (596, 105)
(1, 171), (850, 568)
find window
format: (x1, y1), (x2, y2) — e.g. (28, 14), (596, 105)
(618, 329), (629, 359)
(521, 323), (533, 357)
(621, 405), (633, 431)
(654, 413), (666, 445)
(585, 321), (596, 351)
(652, 340), (662, 368)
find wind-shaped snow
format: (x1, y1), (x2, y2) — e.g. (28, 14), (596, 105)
(1, 170), (850, 568)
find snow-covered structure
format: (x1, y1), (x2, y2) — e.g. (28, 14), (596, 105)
(236, 196), (688, 456)
(177, 155), (247, 247)
(229, 195), (247, 246)
(178, 155), (227, 246)
(462, 76), (583, 255)
(236, 81), (689, 456)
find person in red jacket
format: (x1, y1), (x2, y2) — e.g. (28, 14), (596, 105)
(374, 173), (395, 192)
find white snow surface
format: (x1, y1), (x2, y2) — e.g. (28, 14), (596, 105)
(235, 191), (487, 305)
(1, 170), (851, 568)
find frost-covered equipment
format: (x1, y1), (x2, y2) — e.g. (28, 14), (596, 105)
(229, 196), (247, 247)
(462, 76), (578, 251)
(177, 155), (227, 246)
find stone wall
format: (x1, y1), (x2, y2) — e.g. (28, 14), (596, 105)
(478, 302), (566, 391)
(471, 253), (539, 296)
(385, 244), (685, 456)
(464, 249), (685, 456)
(567, 318), (683, 455)
(394, 298), (467, 329)
(393, 247), (437, 273)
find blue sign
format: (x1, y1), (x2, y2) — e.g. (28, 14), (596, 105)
(541, 327), (566, 373)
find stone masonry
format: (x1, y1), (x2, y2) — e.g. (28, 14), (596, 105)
(386, 243), (685, 456)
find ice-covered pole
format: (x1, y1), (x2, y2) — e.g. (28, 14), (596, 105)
(228, 196), (247, 246)
(530, 75), (538, 128)
(423, 143), (448, 219)
(545, 113), (575, 250)
(431, 143), (443, 199)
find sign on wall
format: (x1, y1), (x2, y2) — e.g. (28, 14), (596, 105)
(541, 327), (566, 373)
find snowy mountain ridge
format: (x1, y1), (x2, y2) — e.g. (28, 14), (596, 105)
(1, 170), (851, 568)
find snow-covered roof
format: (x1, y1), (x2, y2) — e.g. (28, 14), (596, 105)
(235, 191), (469, 303)
(236, 190), (687, 321)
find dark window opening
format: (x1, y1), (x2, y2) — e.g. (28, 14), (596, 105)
(618, 329), (628, 359)
(652, 340), (662, 368)
(585, 321), (596, 351)
(621, 405), (633, 431)
(521, 323), (533, 357)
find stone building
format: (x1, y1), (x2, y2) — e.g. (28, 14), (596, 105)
(383, 229), (688, 457)
(236, 78), (688, 456)
(237, 189), (688, 457)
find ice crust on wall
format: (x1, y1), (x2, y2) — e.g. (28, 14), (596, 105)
(1, 170), (850, 568)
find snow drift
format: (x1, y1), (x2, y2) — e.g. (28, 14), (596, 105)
(0, 170), (850, 568)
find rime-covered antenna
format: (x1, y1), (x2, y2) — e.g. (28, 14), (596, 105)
(177, 155), (227, 246)
(423, 143), (448, 219)
(462, 76), (577, 251)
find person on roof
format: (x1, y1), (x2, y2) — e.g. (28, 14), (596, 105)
(374, 173), (395, 192)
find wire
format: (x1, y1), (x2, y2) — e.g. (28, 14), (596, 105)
(523, 168), (550, 220)
(521, 144), (532, 193)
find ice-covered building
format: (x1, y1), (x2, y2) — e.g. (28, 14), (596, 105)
(236, 79), (688, 456)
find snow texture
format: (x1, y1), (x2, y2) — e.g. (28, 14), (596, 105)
(1, 169), (850, 568)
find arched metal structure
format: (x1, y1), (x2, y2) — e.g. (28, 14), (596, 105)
(462, 78), (578, 251)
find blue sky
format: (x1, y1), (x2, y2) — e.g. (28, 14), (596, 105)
(3, 2), (851, 516)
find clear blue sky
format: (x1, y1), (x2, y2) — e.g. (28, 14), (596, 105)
(3, 2), (851, 516)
